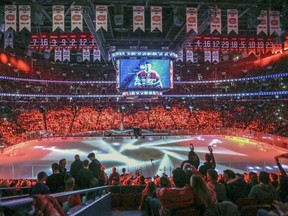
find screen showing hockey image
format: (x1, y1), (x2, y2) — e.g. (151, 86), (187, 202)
(119, 59), (171, 89)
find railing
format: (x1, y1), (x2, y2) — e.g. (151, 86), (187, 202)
(0, 186), (111, 216)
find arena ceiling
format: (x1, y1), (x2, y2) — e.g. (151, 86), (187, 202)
(0, 0), (287, 59)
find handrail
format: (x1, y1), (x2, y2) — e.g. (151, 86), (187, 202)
(0, 186), (109, 208)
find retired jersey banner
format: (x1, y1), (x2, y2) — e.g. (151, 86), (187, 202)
(269, 11), (280, 36)
(79, 33), (89, 50)
(211, 36), (220, 51)
(39, 32), (49, 50)
(204, 50), (212, 63)
(186, 49), (193, 63)
(54, 48), (62, 62)
(257, 10), (268, 35)
(221, 36), (229, 52)
(227, 9), (238, 34)
(5, 5), (17, 32)
(4, 29), (14, 49)
(96, 6), (108, 32)
(193, 36), (202, 51)
(30, 33), (39, 50)
(186, 8), (198, 33)
(71, 5), (82, 32)
(248, 37), (256, 55)
(176, 49), (183, 62)
(49, 33), (59, 50)
(69, 33), (78, 50)
(238, 36), (247, 53)
(272, 41), (282, 54)
(89, 33), (97, 50)
(265, 36), (274, 53)
(230, 36), (239, 52)
(59, 33), (69, 49)
(93, 48), (101, 61)
(151, 6), (162, 32)
(52, 5), (65, 32)
(19, 5), (31, 32)
(212, 50), (219, 63)
(62, 48), (70, 62)
(133, 6), (145, 32)
(210, 9), (221, 34)
(83, 48), (90, 62)
(256, 37), (265, 53)
(203, 36), (211, 51)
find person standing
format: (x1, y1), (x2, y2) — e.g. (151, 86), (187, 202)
(181, 143), (200, 169)
(70, 154), (82, 183)
(46, 163), (65, 194)
(199, 146), (216, 178)
(87, 152), (103, 185)
(58, 158), (67, 174)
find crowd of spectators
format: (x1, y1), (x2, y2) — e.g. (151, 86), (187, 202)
(0, 100), (286, 146)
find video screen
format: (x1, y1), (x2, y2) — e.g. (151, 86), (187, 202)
(119, 59), (172, 89)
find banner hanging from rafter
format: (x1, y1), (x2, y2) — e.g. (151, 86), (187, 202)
(83, 48), (90, 62)
(4, 29), (14, 49)
(257, 10), (268, 35)
(151, 6), (162, 32)
(210, 8), (221, 34)
(133, 6), (145, 32)
(227, 9), (238, 34)
(5, 5), (17, 32)
(19, 5), (31, 32)
(62, 48), (70, 62)
(71, 5), (83, 32)
(54, 48), (62, 62)
(52, 5), (65, 32)
(186, 8), (198, 33)
(269, 11), (280, 36)
(96, 6), (108, 32)
(93, 48), (101, 61)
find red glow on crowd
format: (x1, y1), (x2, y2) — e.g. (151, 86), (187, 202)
(0, 53), (8, 64)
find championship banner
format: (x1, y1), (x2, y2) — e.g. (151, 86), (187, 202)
(210, 9), (221, 34)
(230, 36), (239, 52)
(5, 5), (17, 32)
(69, 33), (78, 50)
(176, 49), (183, 62)
(186, 49), (193, 63)
(89, 33), (97, 50)
(151, 6), (162, 32)
(71, 5), (82, 32)
(62, 48), (70, 62)
(19, 5), (31, 32)
(269, 11), (280, 36)
(256, 37), (265, 53)
(221, 36), (229, 53)
(39, 32), (49, 50)
(227, 9), (238, 34)
(238, 36), (247, 54)
(211, 36), (220, 51)
(96, 6), (108, 32)
(93, 48), (101, 61)
(49, 33), (59, 50)
(186, 8), (198, 33)
(193, 36), (202, 51)
(257, 10), (268, 35)
(52, 5), (65, 32)
(248, 37), (256, 55)
(82, 48), (90, 62)
(30, 33), (40, 50)
(133, 6), (145, 32)
(59, 33), (68, 49)
(203, 36), (211, 51)
(204, 50), (212, 63)
(54, 48), (62, 62)
(4, 29), (14, 49)
(79, 33), (89, 50)
(265, 36), (274, 53)
(212, 50), (219, 63)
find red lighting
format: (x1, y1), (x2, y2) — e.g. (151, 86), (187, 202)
(0, 53), (8, 64)
(17, 59), (31, 72)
